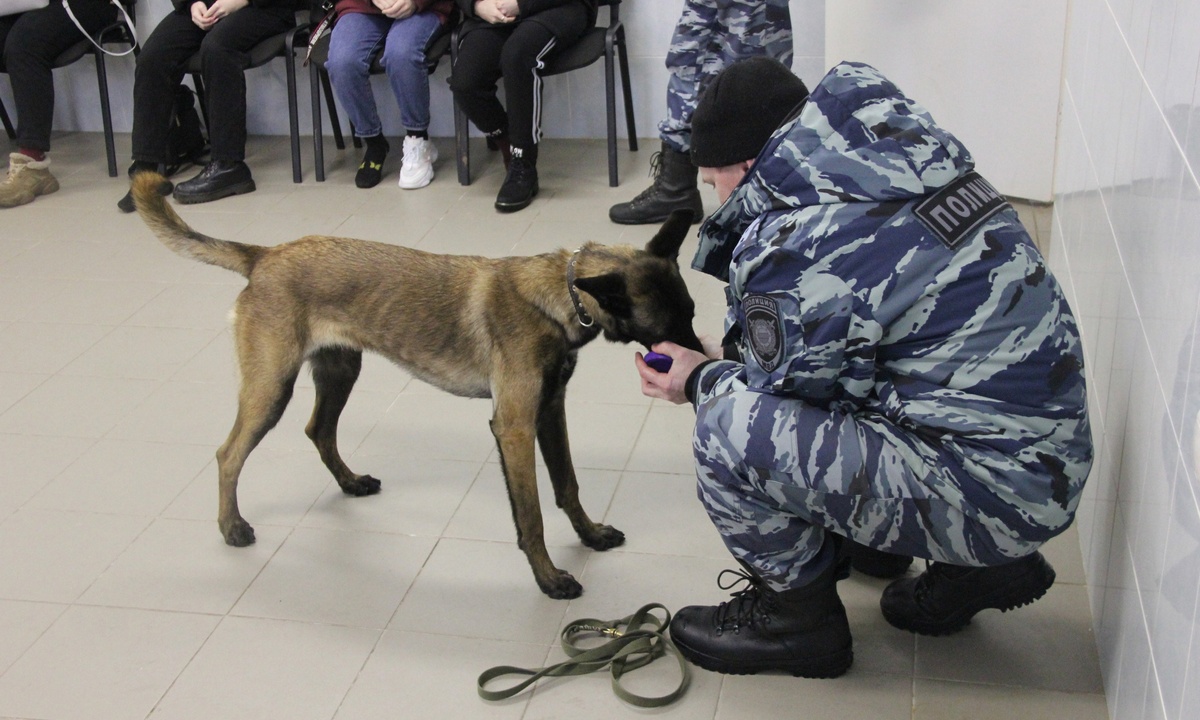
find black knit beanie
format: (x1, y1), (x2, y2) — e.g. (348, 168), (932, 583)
(690, 57), (810, 168)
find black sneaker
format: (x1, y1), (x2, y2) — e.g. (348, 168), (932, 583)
(494, 150), (537, 213)
(173, 160), (255, 205)
(669, 563), (853, 678)
(839, 539), (913, 579)
(118, 162), (173, 213)
(880, 551), (1056, 636)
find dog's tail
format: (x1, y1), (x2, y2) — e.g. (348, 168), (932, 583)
(131, 172), (263, 278)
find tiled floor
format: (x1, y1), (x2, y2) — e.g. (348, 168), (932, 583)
(0, 132), (1106, 720)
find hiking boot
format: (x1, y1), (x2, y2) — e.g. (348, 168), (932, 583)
(118, 162), (173, 213)
(399, 135), (437, 189)
(494, 147), (537, 213)
(839, 539), (913, 579)
(608, 142), (703, 225)
(173, 160), (256, 205)
(880, 551), (1056, 636)
(355, 135), (389, 189)
(0, 152), (59, 208)
(669, 561), (853, 678)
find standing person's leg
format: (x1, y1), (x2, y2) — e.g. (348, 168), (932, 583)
(608, 0), (715, 225)
(326, 12), (392, 188)
(382, 11), (441, 189)
(173, 5), (295, 204)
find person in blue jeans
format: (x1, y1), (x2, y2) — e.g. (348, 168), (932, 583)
(324, 0), (455, 189)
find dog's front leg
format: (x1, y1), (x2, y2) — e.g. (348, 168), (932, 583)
(491, 384), (583, 599)
(537, 382), (625, 552)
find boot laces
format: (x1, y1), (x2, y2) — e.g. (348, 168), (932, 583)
(712, 568), (776, 634)
(913, 560), (972, 608)
(626, 152), (666, 205)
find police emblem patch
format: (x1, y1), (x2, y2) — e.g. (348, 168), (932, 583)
(744, 294), (784, 372)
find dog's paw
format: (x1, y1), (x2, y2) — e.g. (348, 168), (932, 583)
(221, 519), (256, 547)
(541, 570), (584, 600)
(582, 524), (626, 551)
(339, 474), (382, 497)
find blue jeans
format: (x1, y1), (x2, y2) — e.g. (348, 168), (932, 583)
(326, 11), (441, 136)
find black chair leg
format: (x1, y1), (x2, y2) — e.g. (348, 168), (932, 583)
(310, 62), (326, 182)
(320, 70), (345, 150)
(285, 31), (302, 183)
(604, 40), (618, 187)
(0, 97), (14, 140)
(617, 29), (637, 152)
(92, 50), (118, 177)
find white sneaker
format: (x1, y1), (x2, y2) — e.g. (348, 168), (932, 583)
(399, 136), (437, 189)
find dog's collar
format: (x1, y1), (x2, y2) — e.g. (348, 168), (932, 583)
(566, 250), (595, 328)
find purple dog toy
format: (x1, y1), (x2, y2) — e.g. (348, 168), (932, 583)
(643, 351), (673, 373)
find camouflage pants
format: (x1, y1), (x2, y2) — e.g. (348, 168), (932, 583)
(658, 0), (794, 153)
(693, 390), (1049, 592)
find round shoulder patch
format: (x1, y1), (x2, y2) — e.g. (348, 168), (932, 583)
(743, 294), (784, 373)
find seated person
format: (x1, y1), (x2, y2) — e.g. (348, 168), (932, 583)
(636, 58), (1093, 678)
(324, 0), (455, 189)
(448, 0), (595, 212)
(119, 0), (297, 211)
(0, 0), (118, 208)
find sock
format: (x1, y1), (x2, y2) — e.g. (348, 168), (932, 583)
(406, 129), (429, 140)
(355, 135), (390, 189)
(18, 149), (45, 162)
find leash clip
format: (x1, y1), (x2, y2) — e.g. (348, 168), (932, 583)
(575, 623), (623, 638)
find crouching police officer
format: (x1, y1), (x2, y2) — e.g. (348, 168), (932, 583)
(636, 57), (1093, 678)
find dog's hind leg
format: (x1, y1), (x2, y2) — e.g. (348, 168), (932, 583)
(491, 369), (583, 600)
(537, 361), (625, 552)
(306, 347), (381, 497)
(216, 363), (300, 547)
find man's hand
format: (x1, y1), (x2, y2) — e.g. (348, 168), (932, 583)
(374, 0), (416, 19)
(635, 341), (715, 405)
(192, 0), (249, 29)
(474, 0), (513, 24)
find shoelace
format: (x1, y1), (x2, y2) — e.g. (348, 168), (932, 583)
(712, 568), (775, 633)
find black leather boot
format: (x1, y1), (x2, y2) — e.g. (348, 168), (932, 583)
(609, 142), (704, 225)
(173, 160), (256, 205)
(839, 539), (913, 579)
(880, 551), (1056, 636)
(494, 146), (537, 213)
(669, 561), (852, 678)
(118, 161), (173, 213)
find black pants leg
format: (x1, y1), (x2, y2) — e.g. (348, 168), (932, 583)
(0, 1), (118, 152)
(450, 6), (588, 150)
(131, 7), (294, 165)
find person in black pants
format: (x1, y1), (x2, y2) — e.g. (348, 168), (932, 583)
(449, 0), (595, 212)
(0, 0), (118, 208)
(118, 0), (296, 211)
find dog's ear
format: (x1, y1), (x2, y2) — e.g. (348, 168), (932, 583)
(574, 273), (632, 318)
(644, 209), (695, 263)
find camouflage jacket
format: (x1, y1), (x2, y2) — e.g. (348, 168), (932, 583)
(690, 62), (1093, 540)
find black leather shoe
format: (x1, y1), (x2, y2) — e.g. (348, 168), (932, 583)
(494, 152), (537, 213)
(839, 539), (913, 579)
(880, 551), (1056, 636)
(669, 562), (852, 678)
(173, 160), (256, 205)
(118, 162), (173, 213)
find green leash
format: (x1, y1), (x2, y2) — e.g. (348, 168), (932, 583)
(477, 603), (691, 708)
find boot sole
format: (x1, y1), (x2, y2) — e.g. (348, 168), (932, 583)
(174, 179), (256, 205)
(494, 186), (538, 213)
(882, 556), (1056, 636)
(673, 637), (853, 679)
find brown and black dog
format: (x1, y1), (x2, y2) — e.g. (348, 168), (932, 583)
(131, 173), (702, 599)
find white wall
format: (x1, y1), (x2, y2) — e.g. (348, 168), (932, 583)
(4, 0), (825, 144)
(825, 0), (1068, 202)
(1053, 0), (1200, 718)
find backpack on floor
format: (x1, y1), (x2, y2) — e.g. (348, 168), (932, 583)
(165, 85), (209, 177)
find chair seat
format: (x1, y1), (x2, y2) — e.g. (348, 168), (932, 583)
(185, 32), (294, 74)
(541, 28), (606, 76)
